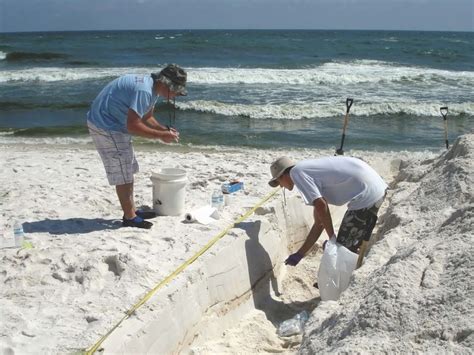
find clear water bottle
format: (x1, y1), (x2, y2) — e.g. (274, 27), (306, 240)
(13, 221), (24, 247)
(211, 189), (224, 210)
(277, 310), (309, 337)
(218, 191), (224, 207)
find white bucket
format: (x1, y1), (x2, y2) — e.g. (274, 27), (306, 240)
(150, 168), (187, 216)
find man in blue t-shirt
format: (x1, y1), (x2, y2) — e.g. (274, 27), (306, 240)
(87, 64), (187, 229)
(268, 156), (387, 266)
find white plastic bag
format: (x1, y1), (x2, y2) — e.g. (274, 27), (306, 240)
(317, 237), (358, 301)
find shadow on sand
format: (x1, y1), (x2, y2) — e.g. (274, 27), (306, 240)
(238, 221), (320, 326)
(23, 218), (122, 235)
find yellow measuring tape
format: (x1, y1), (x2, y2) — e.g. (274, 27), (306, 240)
(85, 188), (280, 354)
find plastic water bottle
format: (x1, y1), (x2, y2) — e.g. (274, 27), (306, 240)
(211, 189), (224, 210)
(277, 310), (309, 337)
(13, 221), (24, 247)
(218, 191), (224, 208)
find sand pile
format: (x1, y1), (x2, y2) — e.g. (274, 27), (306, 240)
(300, 133), (473, 353)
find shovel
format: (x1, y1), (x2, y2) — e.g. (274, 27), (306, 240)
(335, 98), (354, 155)
(440, 106), (449, 149)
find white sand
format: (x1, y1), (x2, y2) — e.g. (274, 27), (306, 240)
(300, 134), (474, 353)
(0, 137), (471, 354)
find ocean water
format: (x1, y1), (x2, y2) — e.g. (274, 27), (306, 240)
(0, 30), (472, 151)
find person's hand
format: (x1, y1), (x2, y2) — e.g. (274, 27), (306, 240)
(168, 127), (180, 140)
(161, 130), (179, 143)
(172, 128), (180, 140)
(169, 127), (179, 134)
(284, 252), (303, 266)
(166, 125), (180, 135)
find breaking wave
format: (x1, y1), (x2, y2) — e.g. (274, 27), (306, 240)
(1, 60), (473, 88)
(178, 100), (474, 120)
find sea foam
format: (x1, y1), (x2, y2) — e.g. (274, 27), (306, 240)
(1, 60), (473, 87)
(178, 100), (474, 119)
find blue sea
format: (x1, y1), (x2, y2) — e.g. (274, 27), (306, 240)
(0, 30), (472, 151)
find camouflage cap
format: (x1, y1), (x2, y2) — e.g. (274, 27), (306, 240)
(152, 64), (187, 96)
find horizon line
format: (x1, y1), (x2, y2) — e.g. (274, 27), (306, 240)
(1, 28), (473, 35)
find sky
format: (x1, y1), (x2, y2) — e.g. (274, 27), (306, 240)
(0, 0), (473, 33)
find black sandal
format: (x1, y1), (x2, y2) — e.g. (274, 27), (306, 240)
(122, 210), (157, 221)
(122, 216), (153, 229)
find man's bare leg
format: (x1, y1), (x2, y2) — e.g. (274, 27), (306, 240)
(116, 182), (136, 219)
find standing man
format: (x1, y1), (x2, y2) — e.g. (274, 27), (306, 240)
(268, 156), (387, 266)
(87, 64), (187, 229)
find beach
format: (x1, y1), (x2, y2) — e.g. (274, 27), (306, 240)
(0, 29), (473, 354)
(1, 133), (472, 353)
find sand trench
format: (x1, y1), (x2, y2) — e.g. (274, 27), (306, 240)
(97, 192), (341, 354)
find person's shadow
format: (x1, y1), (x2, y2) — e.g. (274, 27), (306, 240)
(23, 218), (122, 235)
(238, 221), (319, 325)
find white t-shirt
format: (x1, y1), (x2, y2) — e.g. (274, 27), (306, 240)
(290, 156), (387, 210)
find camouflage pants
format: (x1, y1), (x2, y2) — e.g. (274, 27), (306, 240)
(336, 196), (385, 253)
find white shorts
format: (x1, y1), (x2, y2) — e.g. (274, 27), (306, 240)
(87, 121), (139, 186)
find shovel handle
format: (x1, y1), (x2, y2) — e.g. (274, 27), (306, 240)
(440, 106), (448, 120)
(341, 98), (354, 136)
(356, 240), (368, 269)
(335, 98), (354, 156)
(440, 106), (449, 149)
(346, 98), (354, 113)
